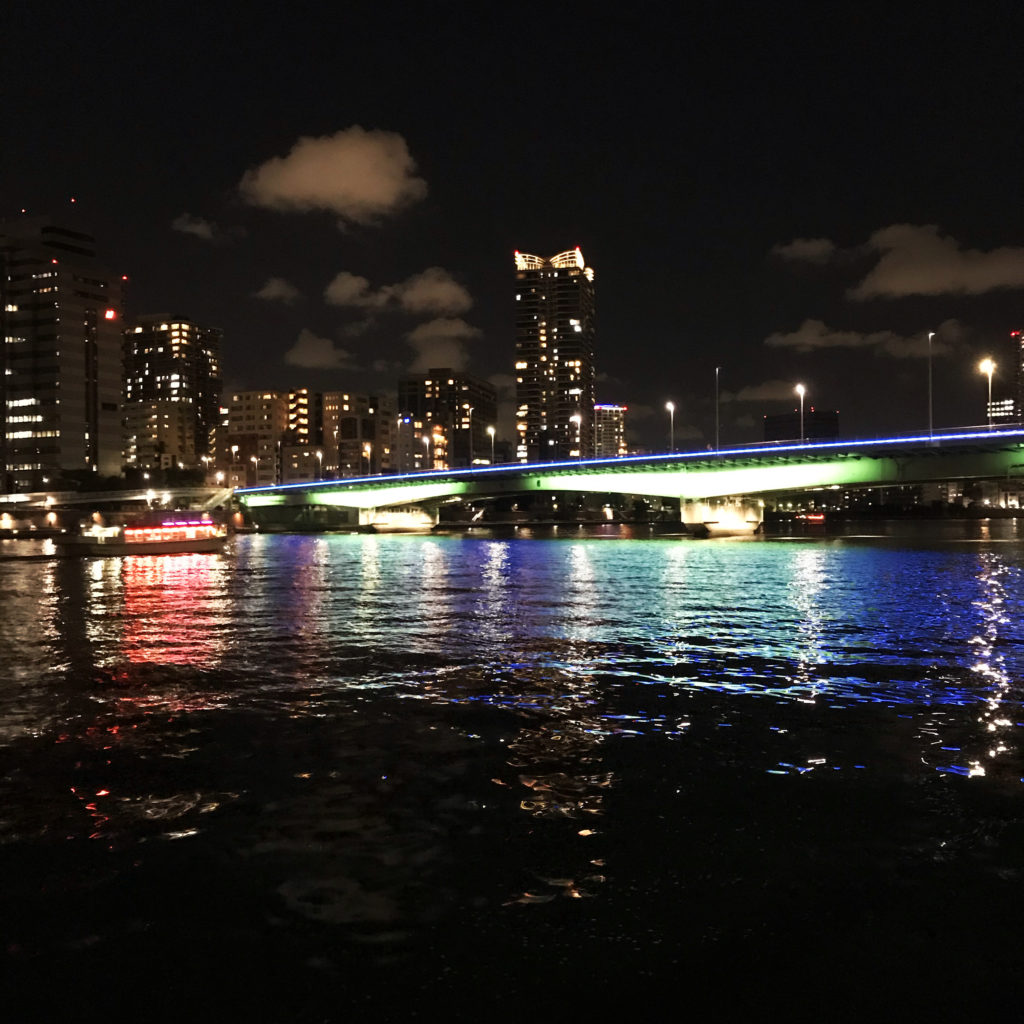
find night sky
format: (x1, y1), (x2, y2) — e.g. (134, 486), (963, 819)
(5, 4), (1024, 449)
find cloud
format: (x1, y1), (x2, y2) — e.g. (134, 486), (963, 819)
(848, 224), (1024, 299)
(324, 271), (388, 308)
(324, 266), (471, 315)
(253, 277), (301, 304)
(406, 317), (481, 372)
(395, 268), (472, 315)
(239, 126), (427, 225)
(172, 213), (219, 240)
(724, 379), (806, 403)
(765, 318), (961, 359)
(771, 237), (838, 263)
(284, 329), (356, 370)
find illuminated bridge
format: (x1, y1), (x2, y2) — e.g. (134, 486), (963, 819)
(235, 426), (1024, 534)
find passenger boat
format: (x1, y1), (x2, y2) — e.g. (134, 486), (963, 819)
(55, 512), (228, 556)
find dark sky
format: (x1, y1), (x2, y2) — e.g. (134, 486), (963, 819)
(4, 3), (1024, 449)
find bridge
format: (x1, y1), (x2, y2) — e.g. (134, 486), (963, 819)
(236, 426), (1024, 534)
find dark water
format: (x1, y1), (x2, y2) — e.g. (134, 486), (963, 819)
(4, 524), (1024, 1020)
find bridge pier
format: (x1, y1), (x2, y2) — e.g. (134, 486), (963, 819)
(680, 497), (764, 537)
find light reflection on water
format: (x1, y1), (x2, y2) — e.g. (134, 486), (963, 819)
(3, 528), (1024, 1013)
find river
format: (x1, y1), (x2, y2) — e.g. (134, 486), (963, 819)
(2, 524), (1024, 1019)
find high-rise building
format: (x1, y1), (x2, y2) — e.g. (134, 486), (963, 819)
(123, 315), (222, 471)
(594, 404), (628, 458)
(1010, 330), (1024, 421)
(322, 391), (394, 476)
(1, 217), (123, 490)
(398, 368), (497, 467)
(224, 390), (289, 485)
(514, 248), (596, 462)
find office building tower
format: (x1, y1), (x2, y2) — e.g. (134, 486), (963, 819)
(322, 391), (394, 476)
(1010, 330), (1024, 421)
(1, 217), (123, 490)
(224, 390), (289, 485)
(398, 368), (497, 467)
(514, 248), (596, 462)
(123, 315), (222, 471)
(593, 404), (628, 458)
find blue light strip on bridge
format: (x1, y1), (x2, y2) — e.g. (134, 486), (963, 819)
(236, 425), (1024, 496)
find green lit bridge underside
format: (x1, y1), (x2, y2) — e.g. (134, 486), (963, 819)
(238, 430), (1024, 513)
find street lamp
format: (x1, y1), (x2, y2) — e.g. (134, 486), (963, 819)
(466, 405), (474, 465)
(249, 454), (258, 482)
(666, 401), (675, 451)
(979, 358), (995, 428)
(422, 434), (431, 470)
(927, 332), (935, 436)
(570, 414), (582, 459)
(315, 449), (323, 480)
(487, 425), (496, 465)
(715, 366), (721, 451)
(795, 383), (806, 441)
(363, 442), (372, 475)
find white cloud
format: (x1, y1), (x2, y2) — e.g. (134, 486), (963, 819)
(324, 266), (471, 315)
(253, 277), (301, 304)
(323, 271), (388, 308)
(395, 268), (472, 315)
(284, 329), (356, 370)
(724, 379), (804, 403)
(770, 237), (837, 263)
(765, 318), (959, 358)
(172, 213), (218, 240)
(239, 126), (427, 225)
(849, 224), (1024, 299)
(406, 318), (481, 372)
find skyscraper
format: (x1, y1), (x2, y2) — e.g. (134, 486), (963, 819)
(593, 403), (628, 457)
(398, 368), (497, 467)
(1, 218), (123, 490)
(123, 315), (223, 471)
(514, 248), (596, 462)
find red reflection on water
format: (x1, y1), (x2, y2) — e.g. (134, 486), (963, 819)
(121, 554), (220, 666)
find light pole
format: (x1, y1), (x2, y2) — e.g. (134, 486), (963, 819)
(363, 442), (372, 475)
(315, 449), (323, 480)
(979, 358), (995, 428)
(487, 425), (496, 464)
(422, 434), (431, 470)
(249, 453), (258, 483)
(715, 366), (721, 450)
(467, 406), (474, 466)
(666, 401), (675, 451)
(795, 383), (806, 441)
(570, 414), (582, 459)
(927, 332), (935, 436)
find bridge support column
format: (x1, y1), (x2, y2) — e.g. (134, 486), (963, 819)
(680, 497), (763, 537)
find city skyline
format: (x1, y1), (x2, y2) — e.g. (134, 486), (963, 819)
(5, 5), (1024, 450)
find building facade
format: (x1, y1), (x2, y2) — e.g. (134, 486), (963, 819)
(593, 404), (627, 458)
(514, 248), (596, 462)
(398, 369), (497, 468)
(223, 390), (289, 485)
(123, 315), (222, 472)
(1, 218), (123, 490)
(322, 391), (394, 477)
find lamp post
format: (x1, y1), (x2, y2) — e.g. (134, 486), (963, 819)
(795, 383), (806, 441)
(715, 366), (721, 450)
(422, 434), (431, 470)
(570, 414), (582, 459)
(927, 332), (935, 436)
(249, 453), (258, 483)
(363, 442), (373, 475)
(487, 425), (496, 464)
(666, 401), (675, 452)
(979, 358), (995, 428)
(315, 449), (323, 480)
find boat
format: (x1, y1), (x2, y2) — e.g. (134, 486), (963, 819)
(54, 511), (228, 556)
